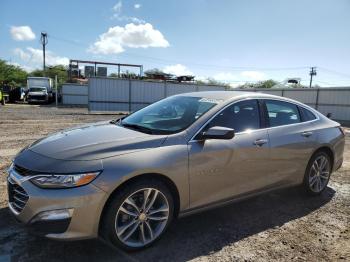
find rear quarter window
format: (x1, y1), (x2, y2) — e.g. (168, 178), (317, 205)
(299, 106), (317, 122)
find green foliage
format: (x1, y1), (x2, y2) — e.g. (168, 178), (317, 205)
(0, 59), (28, 87)
(29, 65), (68, 88)
(237, 79), (278, 89)
(144, 68), (166, 76)
(196, 77), (230, 88)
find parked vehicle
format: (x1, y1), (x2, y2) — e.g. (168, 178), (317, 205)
(0, 88), (10, 105)
(7, 92), (345, 251)
(9, 87), (27, 102)
(27, 77), (53, 103)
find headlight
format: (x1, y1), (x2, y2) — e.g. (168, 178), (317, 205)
(30, 172), (101, 188)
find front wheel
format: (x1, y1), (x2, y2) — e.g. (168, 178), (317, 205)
(101, 179), (174, 251)
(303, 151), (332, 195)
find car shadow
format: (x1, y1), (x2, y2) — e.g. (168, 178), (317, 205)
(0, 186), (335, 262)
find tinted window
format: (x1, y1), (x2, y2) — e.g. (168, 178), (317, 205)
(265, 100), (301, 127)
(207, 100), (260, 133)
(299, 106), (316, 122)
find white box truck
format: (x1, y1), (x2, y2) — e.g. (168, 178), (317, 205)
(27, 77), (54, 103)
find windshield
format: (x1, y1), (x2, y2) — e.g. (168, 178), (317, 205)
(120, 96), (219, 134)
(29, 87), (47, 92)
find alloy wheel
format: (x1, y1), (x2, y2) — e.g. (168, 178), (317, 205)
(115, 188), (170, 248)
(308, 155), (330, 193)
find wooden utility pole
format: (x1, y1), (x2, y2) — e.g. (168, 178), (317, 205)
(41, 32), (48, 75)
(309, 67), (317, 88)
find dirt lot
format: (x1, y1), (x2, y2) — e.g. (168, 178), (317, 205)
(0, 104), (349, 262)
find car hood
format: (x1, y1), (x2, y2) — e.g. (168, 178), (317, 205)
(28, 121), (167, 161)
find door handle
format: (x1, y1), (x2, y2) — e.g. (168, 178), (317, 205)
(301, 131), (313, 137)
(253, 139), (268, 146)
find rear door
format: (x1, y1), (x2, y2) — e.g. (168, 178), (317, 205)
(263, 99), (318, 184)
(188, 99), (272, 208)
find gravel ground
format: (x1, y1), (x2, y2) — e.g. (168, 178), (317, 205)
(0, 104), (349, 262)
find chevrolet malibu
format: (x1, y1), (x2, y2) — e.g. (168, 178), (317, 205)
(7, 91), (345, 251)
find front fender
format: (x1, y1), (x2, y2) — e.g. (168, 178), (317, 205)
(92, 144), (190, 211)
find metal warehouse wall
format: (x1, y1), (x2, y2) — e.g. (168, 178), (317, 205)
(62, 84), (88, 105)
(88, 77), (226, 112)
(238, 87), (350, 122)
(87, 78), (350, 122)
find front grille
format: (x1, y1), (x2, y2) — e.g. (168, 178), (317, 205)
(28, 95), (46, 100)
(14, 164), (39, 176)
(8, 177), (29, 213)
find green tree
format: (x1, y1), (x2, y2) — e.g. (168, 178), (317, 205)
(144, 68), (166, 76)
(30, 65), (68, 88)
(0, 59), (28, 87)
(196, 77), (230, 88)
(237, 79), (278, 89)
(109, 73), (119, 77)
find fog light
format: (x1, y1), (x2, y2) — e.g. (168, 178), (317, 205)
(31, 208), (74, 223)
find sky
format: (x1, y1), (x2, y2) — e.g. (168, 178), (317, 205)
(1, 0), (350, 87)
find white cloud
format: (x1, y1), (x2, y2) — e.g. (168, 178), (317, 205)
(9, 61), (34, 72)
(10, 26), (36, 41)
(13, 47), (69, 67)
(163, 64), (193, 76)
(13, 48), (31, 60)
(88, 23), (169, 55)
(111, 1), (144, 23)
(112, 1), (122, 13)
(134, 3), (141, 9)
(240, 71), (265, 80)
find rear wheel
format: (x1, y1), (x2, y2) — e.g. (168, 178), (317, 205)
(303, 151), (331, 195)
(101, 179), (174, 251)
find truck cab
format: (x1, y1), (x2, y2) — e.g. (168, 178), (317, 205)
(27, 77), (53, 104)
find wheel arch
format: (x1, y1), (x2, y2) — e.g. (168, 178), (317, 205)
(310, 146), (335, 171)
(98, 172), (181, 236)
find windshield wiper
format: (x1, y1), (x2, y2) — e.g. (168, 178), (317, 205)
(109, 119), (121, 125)
(121, 122), (154, 134)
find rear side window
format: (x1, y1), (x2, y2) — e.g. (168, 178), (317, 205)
(299, 106), (317, 122)
(265, 100), (301, 127)
(207, 99), (260, 133)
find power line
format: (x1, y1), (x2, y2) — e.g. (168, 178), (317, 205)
(118, 52), (310, 71)
(49, 34), (83, 47)
(318, 67), (350, 79)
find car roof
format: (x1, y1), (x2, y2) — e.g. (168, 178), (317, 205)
(178, 90), (281, 102)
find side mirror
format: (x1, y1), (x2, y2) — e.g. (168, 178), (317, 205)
(326, 113), (332, 119)
(200, 126), (235, 140)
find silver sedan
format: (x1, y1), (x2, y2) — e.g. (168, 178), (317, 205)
(7, 91), (345, 251)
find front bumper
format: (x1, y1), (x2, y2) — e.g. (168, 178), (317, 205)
(27, 95), (48, 102)
(7, 169), (108, 240)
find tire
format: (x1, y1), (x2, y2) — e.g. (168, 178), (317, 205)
(303, 151), (332, 195)
(101, 178), (174, 251)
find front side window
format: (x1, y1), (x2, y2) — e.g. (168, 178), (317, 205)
(121, 96), (219, 134)
(207, 99), (260, 133)
(265, 100), (301, 127)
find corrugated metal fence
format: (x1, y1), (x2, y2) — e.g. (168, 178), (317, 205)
(61, 83), (88, 105)
(88, 77), (226, 112)
(61, 78), (350, 122)
(242, 87), (350, 122)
